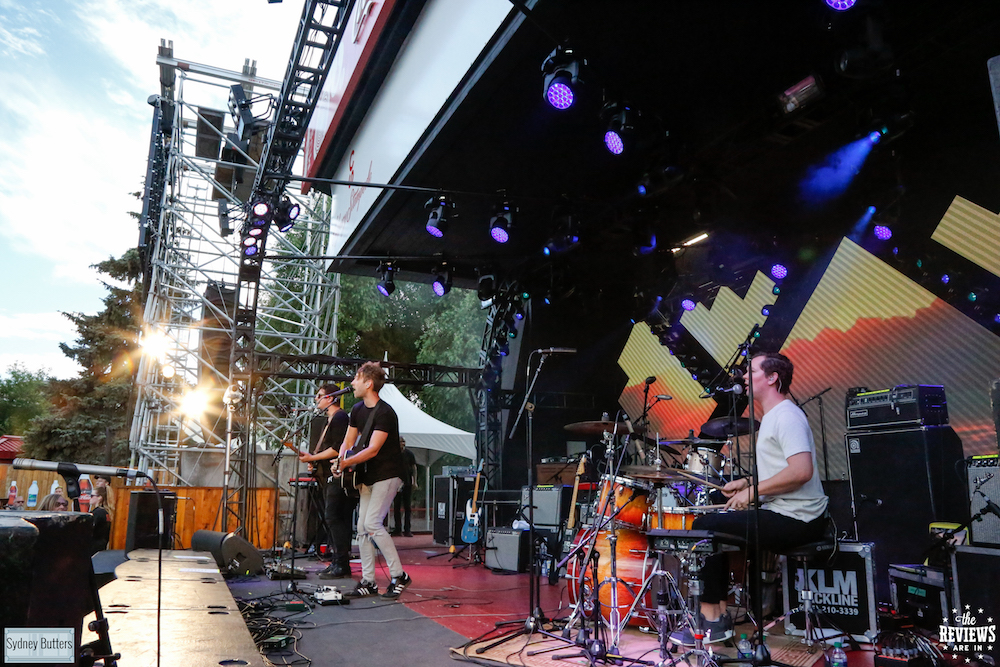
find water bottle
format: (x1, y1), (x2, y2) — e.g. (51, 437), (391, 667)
(737, 634), (753, 661)
(827, 641), (848, 667)
(27, 480), (39, 508)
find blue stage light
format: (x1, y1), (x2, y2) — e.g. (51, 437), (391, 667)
(605, 131), (624, 155)
(771, 264), (788, 280)
(799, 136), (876, 206)
(874, 225), (892, 240)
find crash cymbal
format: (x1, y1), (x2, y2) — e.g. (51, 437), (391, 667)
(700, 416), (759, 439)
(620, 465), (687, 482)
(630, 434), (682, 457)
(658, 437), (728, 450)
(564, 420), (643, 435)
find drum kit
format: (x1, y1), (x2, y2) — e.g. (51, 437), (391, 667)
(555, 415), (758, 664)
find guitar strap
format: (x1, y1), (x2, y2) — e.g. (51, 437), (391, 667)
(351, 400), (384, 487)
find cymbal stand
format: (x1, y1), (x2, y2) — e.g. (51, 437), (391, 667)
(666, 545), (719, 667)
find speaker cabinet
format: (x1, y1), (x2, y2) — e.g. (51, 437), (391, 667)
(191, 529), (264, 575)
(846, 426), (968, 603)
(485, 527), (528, 572)
(125, 490), (177, 552)
(520, 485), (573, 528)
(968, 455), (1000, 547)
(949, 545), (1000, 665)
(433, 475), (475, 545)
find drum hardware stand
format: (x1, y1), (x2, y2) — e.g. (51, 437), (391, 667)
(796, 387), (833, 482)
(665, 545), (721, 667)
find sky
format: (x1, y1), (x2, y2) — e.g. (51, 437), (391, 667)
(0, 0), (304, 379)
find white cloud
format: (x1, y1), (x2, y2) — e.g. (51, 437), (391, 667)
(0, 351), (82, 380)
(0, 22), (44, 57)
(0, 312), (77, 342)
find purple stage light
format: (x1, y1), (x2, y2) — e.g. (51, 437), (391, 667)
(994, 314), (1000, 325)
(770, 264), (788, 280)
(941, 274), (950, 285)
(868, 130), (882, 144)
(243, 246), (258, 257)
(604, 131), (624, 155)
(762, 306), (771, 317)
(377, 284), (391, 297)
(432, 281), (446, 297)
(826, 0), (857, 10)
(681, 299), (696, 311)
(874, 225), (892, 241)
(490, 226), (509, 244)
(426, 222), (444, 238)
(546, 82), (574, 110)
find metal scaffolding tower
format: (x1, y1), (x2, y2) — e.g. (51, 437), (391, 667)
(129, 40), (341, 547)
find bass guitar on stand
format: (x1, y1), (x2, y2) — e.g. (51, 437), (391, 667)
(555, 454), (587, 583)
(460, 459), (485, 544)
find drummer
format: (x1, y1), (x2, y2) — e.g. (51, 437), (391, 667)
(674, 351), (829, 645)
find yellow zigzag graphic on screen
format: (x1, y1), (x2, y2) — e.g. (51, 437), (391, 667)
(679, 271), (777, 368)
(932, 195), (1000, 279)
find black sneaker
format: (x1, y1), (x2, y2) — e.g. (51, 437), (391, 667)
(318, 563), (350, 580)
(668, 625), (696, 647)
(381, 572), (412, 599)
(343, 580), (378, 598)
(702, 612), (734, 644)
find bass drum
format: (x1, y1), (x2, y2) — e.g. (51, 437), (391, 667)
(566, 527), (656, 628)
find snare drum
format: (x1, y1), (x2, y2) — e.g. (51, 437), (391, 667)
(684, 447), (728, 478)
(645, 505), (722, 530)
(596, 475), (653, 529)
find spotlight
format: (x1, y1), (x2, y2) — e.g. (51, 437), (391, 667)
(244, 245), (259, 257)
(251, 199), (271, 218)
(376, 263), (395, 297)
(432, 266), (452, 297)
(826, 0), (856, 11)
(779, 74), (824, 114)
(967, 292), (978, 302)
(873, 224), (892, 241)
(160, 364), (176, 379)
(541, 45), (584, 110)
(941, 274), (950, 285)
(772, 286), (781, 295)
(542, 291), (552, 305)
(543, 213), (580, 255)
(762, 305), (771, 317)
(681, 299), (696, 312)
(275, 197), (301, 233)
(602, 101), (637, 155)
(498, 341), (510, 356)
(513, 304), (524, 320)
(489, 201), (514, 243)
(770, 264), (788, 280)
(242, 237), (258, 248)
(425, 195), (454, 238)
(477, 273), (496, 301)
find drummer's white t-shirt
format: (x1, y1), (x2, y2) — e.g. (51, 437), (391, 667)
(756, 399), (828, 522)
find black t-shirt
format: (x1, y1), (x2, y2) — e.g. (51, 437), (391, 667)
(91, 507), (111, 555)
(400, 447), (417, 487)
(309, 410), (350, 480)
(349, 400), (405, 485)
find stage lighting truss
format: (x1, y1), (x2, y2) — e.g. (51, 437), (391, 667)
(602, 101), (638, 155)
(489, 201), (515, 243)
(543, 214), (581, 256)
(432, 265), (452, 296)
(227, 84), (270, 148)
(541, 45), (585, 110)
(242, 197), (275, 257)
(376, 263), (396, 296)
(274, 197), (301, 233)
(425, 194), (455, 238)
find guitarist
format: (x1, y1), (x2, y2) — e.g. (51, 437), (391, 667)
(301, 384), (354, 578)
(335, 362), (411, 600)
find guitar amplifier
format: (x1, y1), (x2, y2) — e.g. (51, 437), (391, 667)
(485, 527), (528, 572)
(846, 385), (948, 431)
(520, 485), (574, 528)
(967, 455), (1000, 547)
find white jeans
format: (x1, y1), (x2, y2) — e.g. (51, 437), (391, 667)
(357, 476), (404, 582)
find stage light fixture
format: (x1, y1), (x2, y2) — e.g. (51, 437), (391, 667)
(873, 224), (892, 240)
(542, 291), (552, 305)
(275, 197), (301, 233)
(425, 195), (454, 238)
(513, 304), (524, 321)
(432, 267), (452, 297)
(489, 201), (514, 243)
(498, 341), (510, 357)
(681, 299), (696, 312)
(477, 273), (496, 301)
(244, 246), (259, 257)
(772, 286), (781, 295)
(602, 102), (637, 155)
(941, 274), (950, 285)
(779, 74), (824, 114)
(248, 227), (264, 237)
(376, 263), (395, 297)
(968, 292), (978, 302)
(761, 305), (771, 317)
(542, 214), (580, 255)
(826, 0), (856, 9)
(541, 45), (584, 110)
(251, 200), (270, 218)
(770, 264), (788, 280)
(242, 237), (258, 248)
(160, 364), (176, 379)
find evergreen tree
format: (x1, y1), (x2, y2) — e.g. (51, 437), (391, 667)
(22, 250), (143, 465)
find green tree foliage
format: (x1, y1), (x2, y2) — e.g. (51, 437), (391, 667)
(0, 363), (52, 435)
(22, 250), (143, 465)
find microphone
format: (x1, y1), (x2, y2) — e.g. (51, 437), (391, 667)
(981, 493), (1000, 520)
(655, 394), (673, 401)
(713, 385), (744, 395)
(14, 458), (143, 480)
(730, 369), (744, 382)
(322, 387), (352, 399)
(537, 347), (577, 355)
(645, 376), (656, 385)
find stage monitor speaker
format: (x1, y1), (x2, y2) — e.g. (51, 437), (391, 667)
(433, 475), (475, 545)
(949, 545), (1000, 665)
(191, 529), (264, 575)
(520, 485), (573, 528)
(846, 425), (968, 604)
(485, 527), (528, 572)
(125, 490), (177, 552)
(967, 455), (1000, 547)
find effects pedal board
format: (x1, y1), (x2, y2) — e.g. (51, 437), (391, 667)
(313, 585), (350, 605)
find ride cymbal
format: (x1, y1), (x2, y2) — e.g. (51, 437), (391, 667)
(700, 416), (759, 439)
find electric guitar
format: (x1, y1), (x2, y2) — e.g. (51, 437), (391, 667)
(283, 440), (329, 489)
(460, 459), (486, 544)
(560, 455), (587, 560)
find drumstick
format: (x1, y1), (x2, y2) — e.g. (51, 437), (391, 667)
(672, 469), (727, 491)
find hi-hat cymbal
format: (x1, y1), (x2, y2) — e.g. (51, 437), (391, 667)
(564, 420), (643, 435)
(700, 416), (759, 439)
(620, 465), (687, 482)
